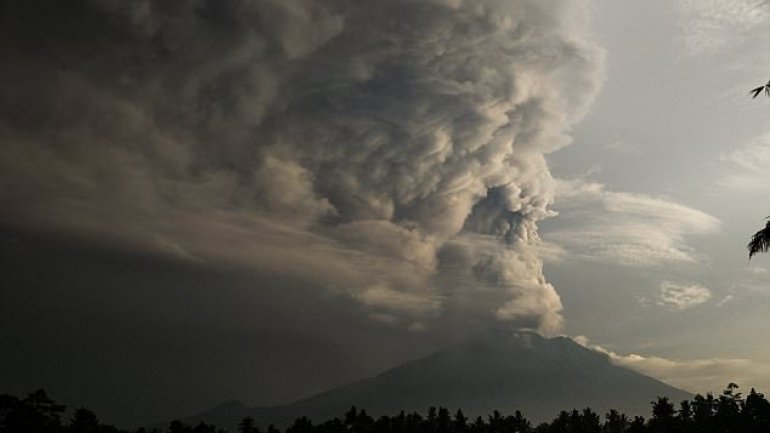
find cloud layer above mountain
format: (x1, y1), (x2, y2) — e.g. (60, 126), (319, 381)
(575, 336), (770, 394)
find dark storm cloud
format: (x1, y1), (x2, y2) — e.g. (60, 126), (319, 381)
(0, 1), (602, 330)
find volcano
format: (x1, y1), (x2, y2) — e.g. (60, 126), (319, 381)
(181, 331), (690, 429)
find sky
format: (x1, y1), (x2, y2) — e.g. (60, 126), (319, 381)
(2, 0), (770, 429)
(541, 0), (770, 395)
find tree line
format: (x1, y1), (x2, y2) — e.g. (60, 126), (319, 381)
(3, 383), (770, 433)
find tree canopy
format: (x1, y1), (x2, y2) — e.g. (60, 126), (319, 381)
(4, 384), (770, 433)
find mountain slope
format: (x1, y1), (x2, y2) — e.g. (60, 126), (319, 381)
(183, 332), (691, 429)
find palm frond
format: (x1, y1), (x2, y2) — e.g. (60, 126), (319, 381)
(748, 220), (770, 258)
(751, 86), (764, 98)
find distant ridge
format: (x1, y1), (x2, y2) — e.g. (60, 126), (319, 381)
(181, 331), (691, 430)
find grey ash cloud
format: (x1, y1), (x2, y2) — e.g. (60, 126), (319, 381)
(0, 0), (604, 332)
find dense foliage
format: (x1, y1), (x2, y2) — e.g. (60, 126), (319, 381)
(3, 383), (770, 433)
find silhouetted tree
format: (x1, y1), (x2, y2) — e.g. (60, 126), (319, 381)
(509, 410), (531, 433)
(69, 408), (99, 433)
(192, 422), (218, 433)
(676, 400), (693, 432)
(649, 397), (675, 433)
(748, 219), (770, 258)
(168, 420), (190, 433)
(626, 417), (645, 433)
(286, 417), (313, 433)
(454, 409), (468, 433)
(747, 79), (770, 258)
(742, 388), (770, 433)
(425, 407), (439, 433)
(691, 393), (716, 432)
(316, 417), (345, 433)
(581, 408), (602, 433)
(0, 389), (66, 433)
(10, 383), (770, 433)
(239, 417), (260, 433)
(603, 410), (627, 433)
(750, 80), (770, 99)
(487, 410), (504, 433)
(345, 407), (358, 428)
(469, 416), (485, 433)
(436, 408), (452, 433)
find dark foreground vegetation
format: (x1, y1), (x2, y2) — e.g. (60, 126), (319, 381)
(3, 383), (770, 433)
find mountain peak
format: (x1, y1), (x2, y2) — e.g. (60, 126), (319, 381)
(450, 330), (609, 365)
(187, 334), (690, 430)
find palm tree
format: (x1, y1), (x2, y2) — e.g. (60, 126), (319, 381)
(750, 80), (770, 98)
(747, 83), (770, 258)
(748, 218), (770, 258)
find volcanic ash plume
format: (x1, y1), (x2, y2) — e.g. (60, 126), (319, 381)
(0, 0), (604, 333)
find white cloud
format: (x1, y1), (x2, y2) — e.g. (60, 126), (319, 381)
(658, 281), (712, 310)
(542, 179), (721, 267)
(674, 0), (770, 56)
(718, 132), (770, 192)
(574, 336), (770, 394)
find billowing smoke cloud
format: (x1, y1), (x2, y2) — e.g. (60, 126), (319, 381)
(0, 0), (603, 333)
